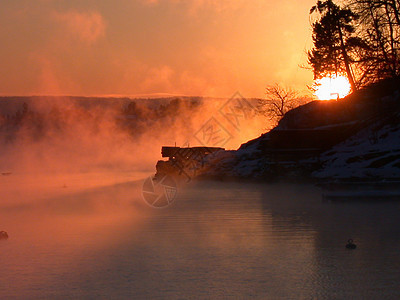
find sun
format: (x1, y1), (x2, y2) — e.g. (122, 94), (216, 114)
(313, 75), (351, 100)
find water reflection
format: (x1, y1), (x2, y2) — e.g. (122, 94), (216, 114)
(1, 177), (400, 298)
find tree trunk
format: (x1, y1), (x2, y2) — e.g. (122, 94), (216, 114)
(390, 0), (400, 26)
(385, 2), (398, 75)
(368, 2), (392, 74)
(337, 23), (358, 91)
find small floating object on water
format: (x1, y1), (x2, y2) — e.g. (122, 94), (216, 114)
(62, 183), (67, 188)
(0, 231), (8, 240)
(1, 172), (11, 176)
(346, 239), (356, 249)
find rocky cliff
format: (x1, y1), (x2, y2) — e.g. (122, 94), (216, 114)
(200, 78), (400, 181)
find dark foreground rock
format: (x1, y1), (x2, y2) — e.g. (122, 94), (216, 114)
(198, 78), (400, 181)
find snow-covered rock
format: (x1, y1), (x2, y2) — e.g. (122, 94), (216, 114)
(314, 113), (400, 179)
(200, 78), (400, 181)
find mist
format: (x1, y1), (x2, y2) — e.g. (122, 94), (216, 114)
(0, 95), (269, 207)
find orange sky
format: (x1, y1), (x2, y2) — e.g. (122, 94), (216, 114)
(0, 0), (316, 98)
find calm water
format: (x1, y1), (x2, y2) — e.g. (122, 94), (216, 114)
(1, 176), (400, 299)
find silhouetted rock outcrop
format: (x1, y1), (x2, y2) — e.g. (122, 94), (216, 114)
(198, 78), (400, 181)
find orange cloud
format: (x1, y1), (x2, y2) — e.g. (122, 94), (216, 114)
(0, 0), (315, 97)
(53, 11), (106, 44)
(140, 0), (261, 13)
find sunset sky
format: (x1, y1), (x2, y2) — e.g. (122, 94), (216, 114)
(0, 0), (316, 98)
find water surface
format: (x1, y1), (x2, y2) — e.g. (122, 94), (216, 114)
(1, 176), (400, 299)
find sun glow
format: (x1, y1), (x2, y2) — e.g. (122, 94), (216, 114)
(314, 75), (351, 100)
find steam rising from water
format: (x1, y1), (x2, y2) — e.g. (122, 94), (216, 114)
(0, 96), (267, 172)
(0, 95), (268, 297)
(0, 95), (268, 206)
